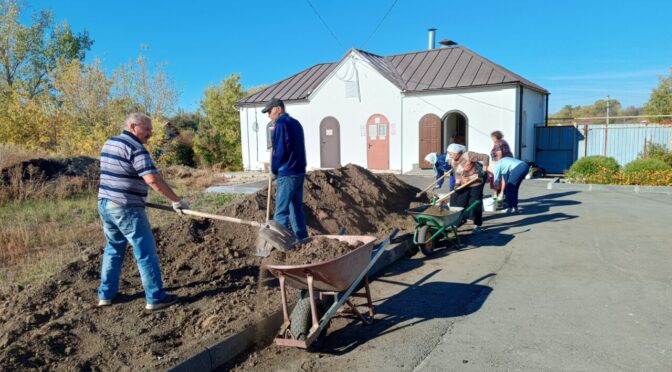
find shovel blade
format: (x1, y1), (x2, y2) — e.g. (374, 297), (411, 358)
(251, 221), (296, 257)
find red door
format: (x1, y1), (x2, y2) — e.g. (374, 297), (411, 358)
(419, 114), (442, 169)
(366, 114), (389, 170)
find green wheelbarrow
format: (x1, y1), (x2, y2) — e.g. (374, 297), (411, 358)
(407, 200), (481, 256)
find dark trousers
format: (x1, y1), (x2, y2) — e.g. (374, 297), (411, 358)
(504, 169), (528, 209)
(450, 182), (485, 226)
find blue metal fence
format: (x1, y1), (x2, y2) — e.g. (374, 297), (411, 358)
(577, 124), (672, 165)
(535, 124), (672, 173)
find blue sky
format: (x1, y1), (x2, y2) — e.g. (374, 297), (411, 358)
(26, 0), (672, 113)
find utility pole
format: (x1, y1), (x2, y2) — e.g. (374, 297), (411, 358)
(604, 95), (610, 156)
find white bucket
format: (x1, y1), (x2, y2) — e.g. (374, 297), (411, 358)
(483, 197), (496, 212)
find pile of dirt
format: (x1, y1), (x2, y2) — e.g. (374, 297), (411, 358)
(0, 156), (98, 184)
(267, 237), (364, 266)
(0, 164), (422, 370)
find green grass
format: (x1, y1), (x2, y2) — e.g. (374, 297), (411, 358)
(0, 192), (99, 226)
(1, 187), (241, 290)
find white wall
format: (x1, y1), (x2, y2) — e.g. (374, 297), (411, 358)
(521, 87), (547, 162)
(240, 50), (402, 171)
(402, 86), (518, 172)
(239, 105), (272, 170)
(239, 56), (542, 173)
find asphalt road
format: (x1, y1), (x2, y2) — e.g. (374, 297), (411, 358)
(233, 177), (672, 372)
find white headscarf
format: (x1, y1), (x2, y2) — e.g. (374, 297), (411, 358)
(424, 152), (438, 165)
(447, 143), (467, 154)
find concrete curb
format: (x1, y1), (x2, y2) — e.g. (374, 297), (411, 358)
(546, 180), (672, 194)
(167, 235), (413, 372)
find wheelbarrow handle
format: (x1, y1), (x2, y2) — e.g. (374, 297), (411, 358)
(313, 228), (399, 337)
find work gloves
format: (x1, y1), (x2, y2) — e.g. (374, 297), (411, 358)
(172, 199), (190, 215)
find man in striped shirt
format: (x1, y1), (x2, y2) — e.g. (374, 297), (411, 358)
(97, 113), (189, 311)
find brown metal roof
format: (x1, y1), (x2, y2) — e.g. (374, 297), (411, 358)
(237, 45), (547, 106)
(236, 63), (336, 105)
(383, 45), (548, 93)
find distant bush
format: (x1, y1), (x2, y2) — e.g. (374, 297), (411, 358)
(567, 156), (620, 183)
(642, 143), (672, 166)
(623, 158), (671, 173)
(566, 156), (672, 186)
(614, 170), (672, 186)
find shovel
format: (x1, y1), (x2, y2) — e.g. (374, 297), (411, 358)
(146, 202), (295, 257)
(415, 169), (453, 198)
(432, 175), (480, 207)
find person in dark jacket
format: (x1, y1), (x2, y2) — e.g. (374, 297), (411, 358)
(424, 152), (455, 191)
(262, 98), (308, 240)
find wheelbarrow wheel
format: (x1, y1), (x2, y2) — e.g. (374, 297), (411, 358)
(417, 225), (437, 256)
(290, 295), (332, 351)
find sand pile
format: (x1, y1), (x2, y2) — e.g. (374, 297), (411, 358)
(0, 164), (421, 370)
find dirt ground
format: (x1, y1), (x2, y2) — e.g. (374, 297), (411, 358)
(267, 237), (363, 266)
(0, 164), (422, 370)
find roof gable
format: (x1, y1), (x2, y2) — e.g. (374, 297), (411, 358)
(237, 45), (547, 106)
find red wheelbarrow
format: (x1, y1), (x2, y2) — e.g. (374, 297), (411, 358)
(264, 229), (399, 349)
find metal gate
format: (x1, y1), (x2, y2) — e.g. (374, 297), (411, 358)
(535, 126), (581, 174)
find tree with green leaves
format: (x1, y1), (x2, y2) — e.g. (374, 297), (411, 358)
(194, 74), (245, 169)
(644, 68), (672, 119)
(0, 0), (93, 97)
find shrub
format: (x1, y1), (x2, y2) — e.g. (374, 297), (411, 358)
(642, 143), (672, 166)
(567, 156), (620, 183)
(623, 158), (671, 173)
(613, 170), (672, 186)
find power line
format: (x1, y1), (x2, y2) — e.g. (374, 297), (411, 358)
(362, 0), (400, 47)
(304, 0), (344, 49)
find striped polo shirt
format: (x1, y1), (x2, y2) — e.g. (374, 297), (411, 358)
(98, 130), (158, 207)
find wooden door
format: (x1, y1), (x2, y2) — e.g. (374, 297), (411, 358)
(320, 116), (340, 168)
(419, 113), (442, 169)
(366, 114), (389, 170)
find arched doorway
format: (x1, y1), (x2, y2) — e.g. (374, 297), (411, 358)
(443, 111), (468, 149)
(419, 113), (442, 169)
(366, 113), (389, 170)
(320, 116), (341, 168)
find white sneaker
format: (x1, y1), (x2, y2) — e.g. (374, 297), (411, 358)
(512, 207), (519, 214)
(97, 298), (113, 307)
(505, 208), (512, 214)
(472, 226), (482, 233)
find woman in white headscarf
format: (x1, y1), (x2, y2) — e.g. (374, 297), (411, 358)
(446, 143), (490, 233)
(424, 152), (455, 191)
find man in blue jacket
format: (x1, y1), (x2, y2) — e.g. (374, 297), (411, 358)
(262, 98), (308, 240)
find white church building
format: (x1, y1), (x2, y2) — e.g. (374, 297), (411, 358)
(237, 34), (549, 173)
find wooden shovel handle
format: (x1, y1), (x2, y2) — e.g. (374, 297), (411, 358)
(417, 169), (453, 196)
(146, 202), (261, 227)
(266, 174), (272, 223)
(433, 176), (479, 205)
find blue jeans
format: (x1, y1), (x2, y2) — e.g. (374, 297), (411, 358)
(504, 164), (530, 209)
(274, 175), (308, 240)
(98, 199), (166, 304)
